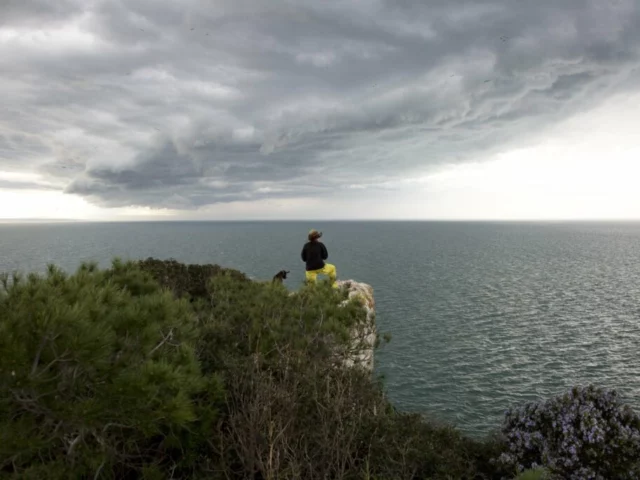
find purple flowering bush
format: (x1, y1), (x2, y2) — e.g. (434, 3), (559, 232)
(497, 385), (640, 479)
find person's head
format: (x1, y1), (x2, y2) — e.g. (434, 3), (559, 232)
(308, 229), (322, 242)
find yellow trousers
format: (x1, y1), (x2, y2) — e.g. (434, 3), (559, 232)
(305, 263), (338, 289)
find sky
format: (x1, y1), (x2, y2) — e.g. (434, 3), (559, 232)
(1, 0), (639, 221)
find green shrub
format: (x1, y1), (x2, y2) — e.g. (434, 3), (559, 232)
(163, 263), (502, 479)
(137, 257), (249, 300)
(514, 468), (551, 479)
(0, 258), (510, 479)
(139, 258), (371, 371)
(200, 275), (368, 371)
(358, 411), (505, 480)
(0, 261), (215, 479)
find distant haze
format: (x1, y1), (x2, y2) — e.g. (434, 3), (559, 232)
(1, 0), (639, 220)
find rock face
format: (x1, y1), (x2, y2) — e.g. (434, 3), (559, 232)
(336, 280), (377, 372)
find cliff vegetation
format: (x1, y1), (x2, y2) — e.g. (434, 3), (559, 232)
(1, 258), (638, 479)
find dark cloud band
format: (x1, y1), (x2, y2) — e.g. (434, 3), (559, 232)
(1, 0), (639, 209)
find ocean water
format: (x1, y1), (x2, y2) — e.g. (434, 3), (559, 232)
(1, 220), (640, 437)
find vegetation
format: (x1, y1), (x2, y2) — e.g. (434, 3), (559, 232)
(1, 258), (638, 479)
(498, 385), (640, 479)
(0, 261), (208, 479)
(513, 468), (550, 480)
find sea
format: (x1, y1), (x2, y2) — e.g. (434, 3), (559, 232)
(1, 220), (639, 438)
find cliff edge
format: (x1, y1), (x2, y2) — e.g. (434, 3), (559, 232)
(337, 279), (377, 372)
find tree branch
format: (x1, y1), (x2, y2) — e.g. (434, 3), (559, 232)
(30, 335), (48, 376)
(148, 328), (174, 357)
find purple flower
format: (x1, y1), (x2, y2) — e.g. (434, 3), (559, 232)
(496, 385), (640, 479)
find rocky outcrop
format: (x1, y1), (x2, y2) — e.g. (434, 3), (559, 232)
(336, 280), (377, 372)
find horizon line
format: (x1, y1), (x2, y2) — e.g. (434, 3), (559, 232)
(2, 218), (640, 224)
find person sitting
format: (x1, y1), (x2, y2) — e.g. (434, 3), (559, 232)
(301, 229), (338, 289)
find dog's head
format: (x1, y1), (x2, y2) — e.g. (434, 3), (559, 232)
(273, 270), (290, 281)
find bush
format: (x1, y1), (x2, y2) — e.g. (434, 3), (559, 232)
(139, 259), (372, 372)
(497, 385), (640, 479)
(514, 468), (550, 480)
(360, 411), (505, 480)
(137, 257), (249, 300)
(173, 268), (385, 478)
(0, 261), (215, 479)
(139, 258), (504, 479)
(7, 258), (596, 479)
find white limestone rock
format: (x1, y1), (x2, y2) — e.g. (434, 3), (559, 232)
(336, 280), (377, 372)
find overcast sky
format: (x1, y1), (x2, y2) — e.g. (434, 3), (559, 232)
(1, 0), (639, 220)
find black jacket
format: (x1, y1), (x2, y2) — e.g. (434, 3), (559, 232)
(301, 241), (328, 271)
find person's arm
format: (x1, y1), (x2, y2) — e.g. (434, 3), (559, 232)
(301, 244), (307, 262)
(321, 243), (328, 260)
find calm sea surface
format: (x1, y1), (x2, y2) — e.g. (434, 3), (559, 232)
(1, 221), (639, 437)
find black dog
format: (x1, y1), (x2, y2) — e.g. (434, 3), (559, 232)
(272, 270), (290, 284)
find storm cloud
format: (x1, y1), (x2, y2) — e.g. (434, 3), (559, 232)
(2, 0), (640, 209)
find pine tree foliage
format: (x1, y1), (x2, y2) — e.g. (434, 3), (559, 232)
(0, 259), (508, 479)
(138, 259), (501, 479)
(0, 261), (212, 479)
(3, 258), (633, 479)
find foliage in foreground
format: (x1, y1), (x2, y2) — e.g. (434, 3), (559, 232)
(0, 259), (501, 479)
(498, 385), (640, 479)
(138, 258), (502, 479)
(1, 258), (639, 479)
(513, 468), (550, 480)
(0, 261), (214, 479)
